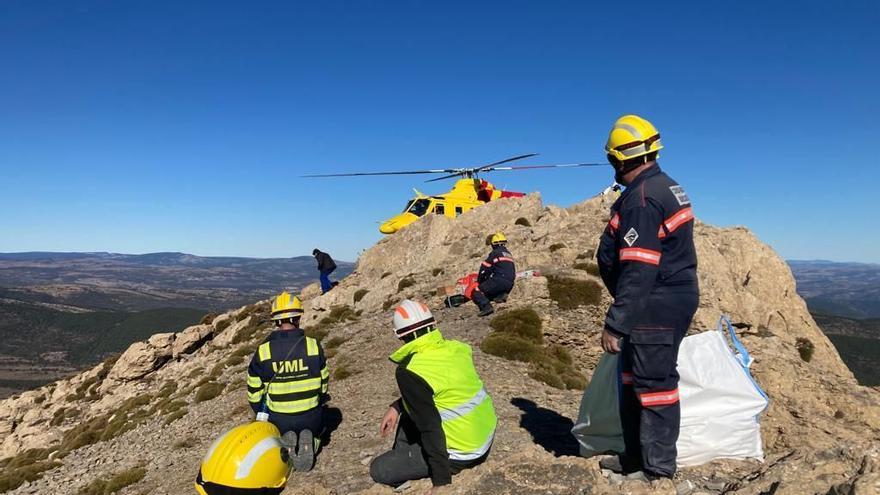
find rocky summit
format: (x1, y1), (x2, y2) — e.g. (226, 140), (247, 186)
(1, 193), (878, 495)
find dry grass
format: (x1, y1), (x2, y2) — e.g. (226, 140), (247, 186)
(489, 308), (543, 344)
(549, 243), (566, 252)
(353, 289), (369, 303)
(195, 382), (225, 402)
(481, 334), (543, 362)
(547, 276), (603, 309)
(796, 337), (815, 362)
(573, 262), (601, 276)
(0, 448), (61, 492)
(77, 466), (146, 494)
(397, 276), (416, 292)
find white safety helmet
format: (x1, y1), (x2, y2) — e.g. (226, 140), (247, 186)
(392, 299), (436, 339)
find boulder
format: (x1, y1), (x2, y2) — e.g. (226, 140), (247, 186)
(172, 324), (213, 358)
(106, 333), (175, 381)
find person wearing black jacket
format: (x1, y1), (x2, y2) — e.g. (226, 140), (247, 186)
(596, 115), (699, 480)
(312, 248), (337, 294)
(471, 232), (516, 317)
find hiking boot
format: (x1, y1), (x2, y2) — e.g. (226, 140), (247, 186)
(280, 431), (297, 460)
(392, 480), (412, 492)
(599, 455), (642, 474)
(293, 429), (315, 472)
(478, 304), (495, 317)
(624, 470), (665, 482)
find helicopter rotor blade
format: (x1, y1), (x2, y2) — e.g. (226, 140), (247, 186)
(485, 162), (606, 172)
(473, 153), (539, 172)
(301, 169), (457, 178)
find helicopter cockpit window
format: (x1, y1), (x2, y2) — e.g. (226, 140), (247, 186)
(406, 198), (431, 217)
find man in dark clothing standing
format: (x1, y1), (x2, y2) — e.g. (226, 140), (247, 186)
(312, 248), (337, 294)
(596, 115), (699, 480)
(470, 232), (516, 317)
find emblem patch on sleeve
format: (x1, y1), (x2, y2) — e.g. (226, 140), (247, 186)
(623, 228), (639, 246)
(669, 185), (691, 206)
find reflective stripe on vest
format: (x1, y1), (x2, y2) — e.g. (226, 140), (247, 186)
(305, 337), (319, 357)
(258, 342), (272, 362)
(448, 430), (494, 461)
(438, 387), (489, 422)
(266, 395), (320, 414)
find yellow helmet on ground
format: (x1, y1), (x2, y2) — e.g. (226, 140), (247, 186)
(490, 232), (507, 245)
(271, 291), (303, 321)
(195, 421), (289, 495)
(605, 114), (663, 163)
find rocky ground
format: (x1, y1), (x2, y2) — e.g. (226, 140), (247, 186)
(1, 194), (879, 495)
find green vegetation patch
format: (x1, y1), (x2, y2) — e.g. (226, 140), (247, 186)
(382, 299), (395, 311)
(796, 337), (815, 362)
(164, 408), (188, 425)
(307, 305), (359, 340)
(397, 276), (416, 292)
(332, 357), (360, 381)
(481, 307), (586, 390)
(549, 243), (566, 252)
(573, 262), (601, 276)
(77, 467), (146, 495)
(0, 448), (61, 492)
(195, 382), (225, 403)
(547, 276), (603, 309)
(353, 289), (369, 303)
(489, 308), (543, 344)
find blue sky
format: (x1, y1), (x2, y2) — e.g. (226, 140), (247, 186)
(1, 1), (877, 262)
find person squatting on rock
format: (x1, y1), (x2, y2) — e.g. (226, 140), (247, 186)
(470, 232), (516, 317)
(313, 248), (337, 294)
(596, 114), (699, 480)
(247, 291), (330, 472)
(370, 300), (497, 493)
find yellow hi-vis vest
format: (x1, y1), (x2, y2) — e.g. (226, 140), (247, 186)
(390, 330), (497, 461)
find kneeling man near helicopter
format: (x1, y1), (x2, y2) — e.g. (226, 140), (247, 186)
(470, 232), (516, 317)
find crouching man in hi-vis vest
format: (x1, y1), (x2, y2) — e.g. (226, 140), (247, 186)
(370, 299), (497, 492)
(247, 291), (329, 473)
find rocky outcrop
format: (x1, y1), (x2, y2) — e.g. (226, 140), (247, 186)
(1, 192), (878, 495)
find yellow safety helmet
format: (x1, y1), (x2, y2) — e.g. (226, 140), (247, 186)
(490, 232), (507, 246)
(605, 114), (663, 163)
(271, 291), (303, 321)
(195, 421), (289, 495)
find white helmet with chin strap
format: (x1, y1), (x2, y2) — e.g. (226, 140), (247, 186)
(393, 299), (436, 339)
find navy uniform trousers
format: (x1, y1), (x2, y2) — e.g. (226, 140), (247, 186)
(618, 285), (698, 477)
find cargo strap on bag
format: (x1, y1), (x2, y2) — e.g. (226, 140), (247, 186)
(717, 315), (769, 404)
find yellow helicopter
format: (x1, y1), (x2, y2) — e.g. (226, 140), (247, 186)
(303, 154), (603, 234)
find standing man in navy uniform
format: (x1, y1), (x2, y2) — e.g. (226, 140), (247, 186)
(596, 115), (699, 480)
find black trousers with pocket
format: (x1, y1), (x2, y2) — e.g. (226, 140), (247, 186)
(470, 277), (514, 310)
(618, 285), (698, 477)
(369, 413), (488, 487)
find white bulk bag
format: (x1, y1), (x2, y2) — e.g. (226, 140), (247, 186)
(677, 316), (768, 465)
(571, 316), (768, 467)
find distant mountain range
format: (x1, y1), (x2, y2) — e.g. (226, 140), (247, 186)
(788, 260), (880, 386)
(0, 251), (354, 311)
(788, 260), (880, 319)
(0, 251), (354, 398)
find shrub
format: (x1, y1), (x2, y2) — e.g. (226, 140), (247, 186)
(164, 408), (188, 425)
(200, 313), (217, 325)
(332, 360), (359, 381)
(559, 368), (587, 390)
(796, 337), (815, 362)
(353, 289), (369, 303)
(77, 466), (146, 495)
(546, 344), (573, 366)
(576, 249), (596, 260)
(195, 382), (224, 403)
(381, 271), (392, 279)
(324, 335), (348, 350)
(489, 308), (543, 344)
(397, 276), (416, 292)
(573, 262), (601, 276)
(549, 243), (566, 252)
(432, 268), (444, 277)
(224, 354), (244, 367)
(515, 217), (531, 227)
(0, 455), (61, 492)
(214, 318), (232, 333)
(156, 381), (178, 399)
(304, 326), (329, 342)
(481, 334), (542, 362)
(547, 276), (602, 309)
(529, 363), (565, 389)
(173, 437), (196, 449)
(382, 300), (395, 311)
